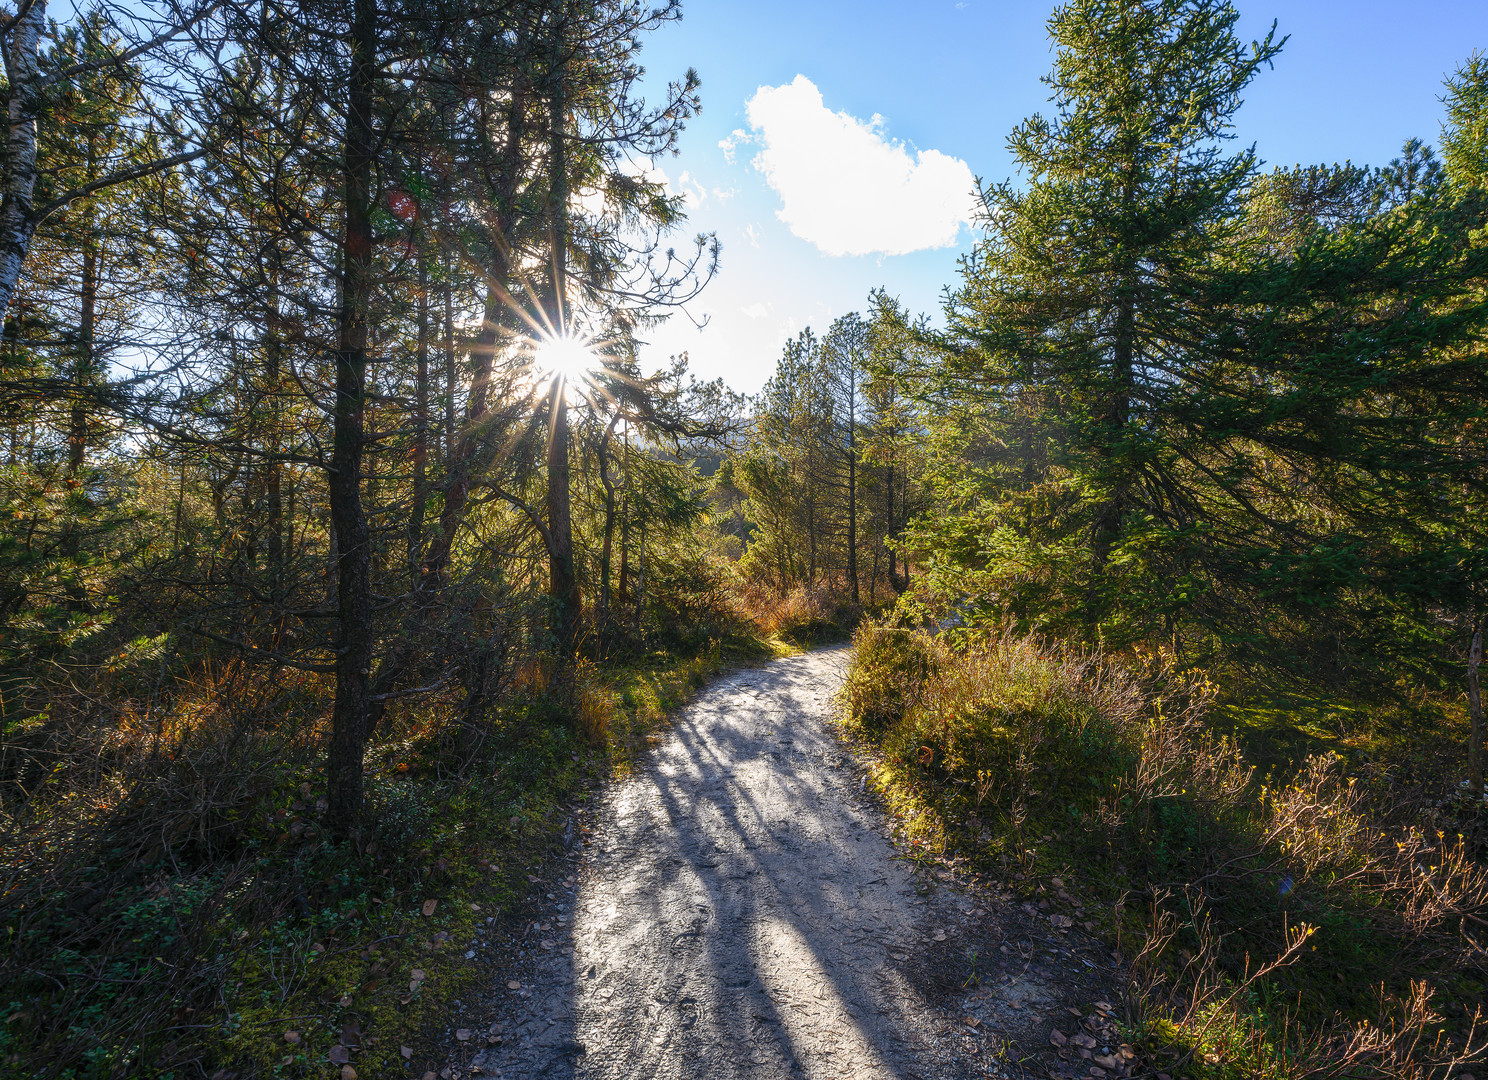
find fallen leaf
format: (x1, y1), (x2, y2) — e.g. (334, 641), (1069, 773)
(1094, 1054), (1117, 1069)
(540, 939), (555, 950)
(471, 904), (481, 913)
(340, 1067), (357, 1080)
(1050, 914), (1073, 929)
(329, 1046), (350, 1065)
(1051, 878), (1065, 889)
(422, 1074), (436, 1080)
(421, 899), (437, 917)
(1050, 1029), (1068, 1047)
(1093, 1001), (1113, 1012)
(282, 1031), (301, 1045)
(932, 929), (947, 942)
(965, 1017), (981, 1028)
(401, 1046), (414, 1060)
(1067, 1007), (1083, 1017)
(455, 1029), (471, 1042)
(506, 980), (521, 991)
(411, 969), (426, 982)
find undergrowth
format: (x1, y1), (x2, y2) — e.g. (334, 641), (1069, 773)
(843, 622), (1488, 1080)
(0, 630), (774, 1079)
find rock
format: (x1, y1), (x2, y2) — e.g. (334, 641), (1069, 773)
(506, 980), (521, 990)
(455, 1029), (471, 1042)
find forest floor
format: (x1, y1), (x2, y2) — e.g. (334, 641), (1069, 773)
(430, 646), (1119, 1080)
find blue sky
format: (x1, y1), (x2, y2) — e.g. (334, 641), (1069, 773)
(630, 1), (1488, 393)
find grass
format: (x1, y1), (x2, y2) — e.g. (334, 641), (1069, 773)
(841, 623), (1488, 1080)
(0, 628), (781, 1080)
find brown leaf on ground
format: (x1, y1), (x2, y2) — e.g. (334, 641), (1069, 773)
(401, 1046), (414, 1060)
(282, 1031), (300, 1045)
(1050, 1029), (1068, 1047)
(421, 899), (437, 916)
(328, 1046), (350, 1065)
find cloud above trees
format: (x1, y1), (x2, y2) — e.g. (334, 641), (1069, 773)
(723, 75), (978, 258)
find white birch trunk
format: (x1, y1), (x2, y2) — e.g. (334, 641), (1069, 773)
(0, 0), (47, 315)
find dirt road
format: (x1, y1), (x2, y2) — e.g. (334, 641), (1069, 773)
(444, 646), (1115, 1079)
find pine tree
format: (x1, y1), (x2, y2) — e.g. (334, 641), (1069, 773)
(933, 0), (1282, 641)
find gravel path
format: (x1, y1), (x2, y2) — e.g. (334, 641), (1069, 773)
(442, 647), (1117, 1080)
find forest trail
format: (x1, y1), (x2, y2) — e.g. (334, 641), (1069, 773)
(446, 647), (1114, 1080)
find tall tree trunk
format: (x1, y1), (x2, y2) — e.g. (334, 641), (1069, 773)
(0, 0), (46, 315)
(543, 9), (580, 658)
(324, 0), (377, 840)
(1470, 628), (1484, 798)
(68, 219), (96, 480)
(442, 264), (455, 463)
(424, 86), (524, 591)
(265, 263), (285, 574)
(409, 255), (429, 578)
(597, 418), (620, 647)
(847, 411), (858, 603)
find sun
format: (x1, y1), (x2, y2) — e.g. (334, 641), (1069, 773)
(533, 334), (598, 382)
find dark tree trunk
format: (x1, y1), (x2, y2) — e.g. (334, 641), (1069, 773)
(543, 10), (580, 659)
(324, 0), (378, 840)
(68, 228), (95, 480)
(1470, 628), (1484, 798)
(408, 256), (429, 578)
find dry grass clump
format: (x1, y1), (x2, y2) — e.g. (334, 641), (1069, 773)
(734, 579), (857, 644)
(844, 622), (1488, 1079)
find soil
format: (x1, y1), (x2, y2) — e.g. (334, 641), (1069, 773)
(435, 646), (1121, 1080)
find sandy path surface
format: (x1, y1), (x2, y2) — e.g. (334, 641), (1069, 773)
(444, 647), (1114, 1080)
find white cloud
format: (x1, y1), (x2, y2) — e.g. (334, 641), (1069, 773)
(741, 302), (770, 320)
(719, 129), (748, 165)
(743, 224), (761, 248)
(741, 75), (978, 258)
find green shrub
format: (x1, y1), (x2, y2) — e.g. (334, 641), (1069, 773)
(843, 622), (939, 733)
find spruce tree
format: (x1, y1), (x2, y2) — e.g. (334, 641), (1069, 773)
(935, 0), (1281, 641)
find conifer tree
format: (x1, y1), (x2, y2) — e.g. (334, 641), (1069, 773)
(934, 0), (1281, 641)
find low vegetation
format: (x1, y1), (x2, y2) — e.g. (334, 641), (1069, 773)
(0, 605), (778, 1078)
(844, 623), (1487, 1079)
